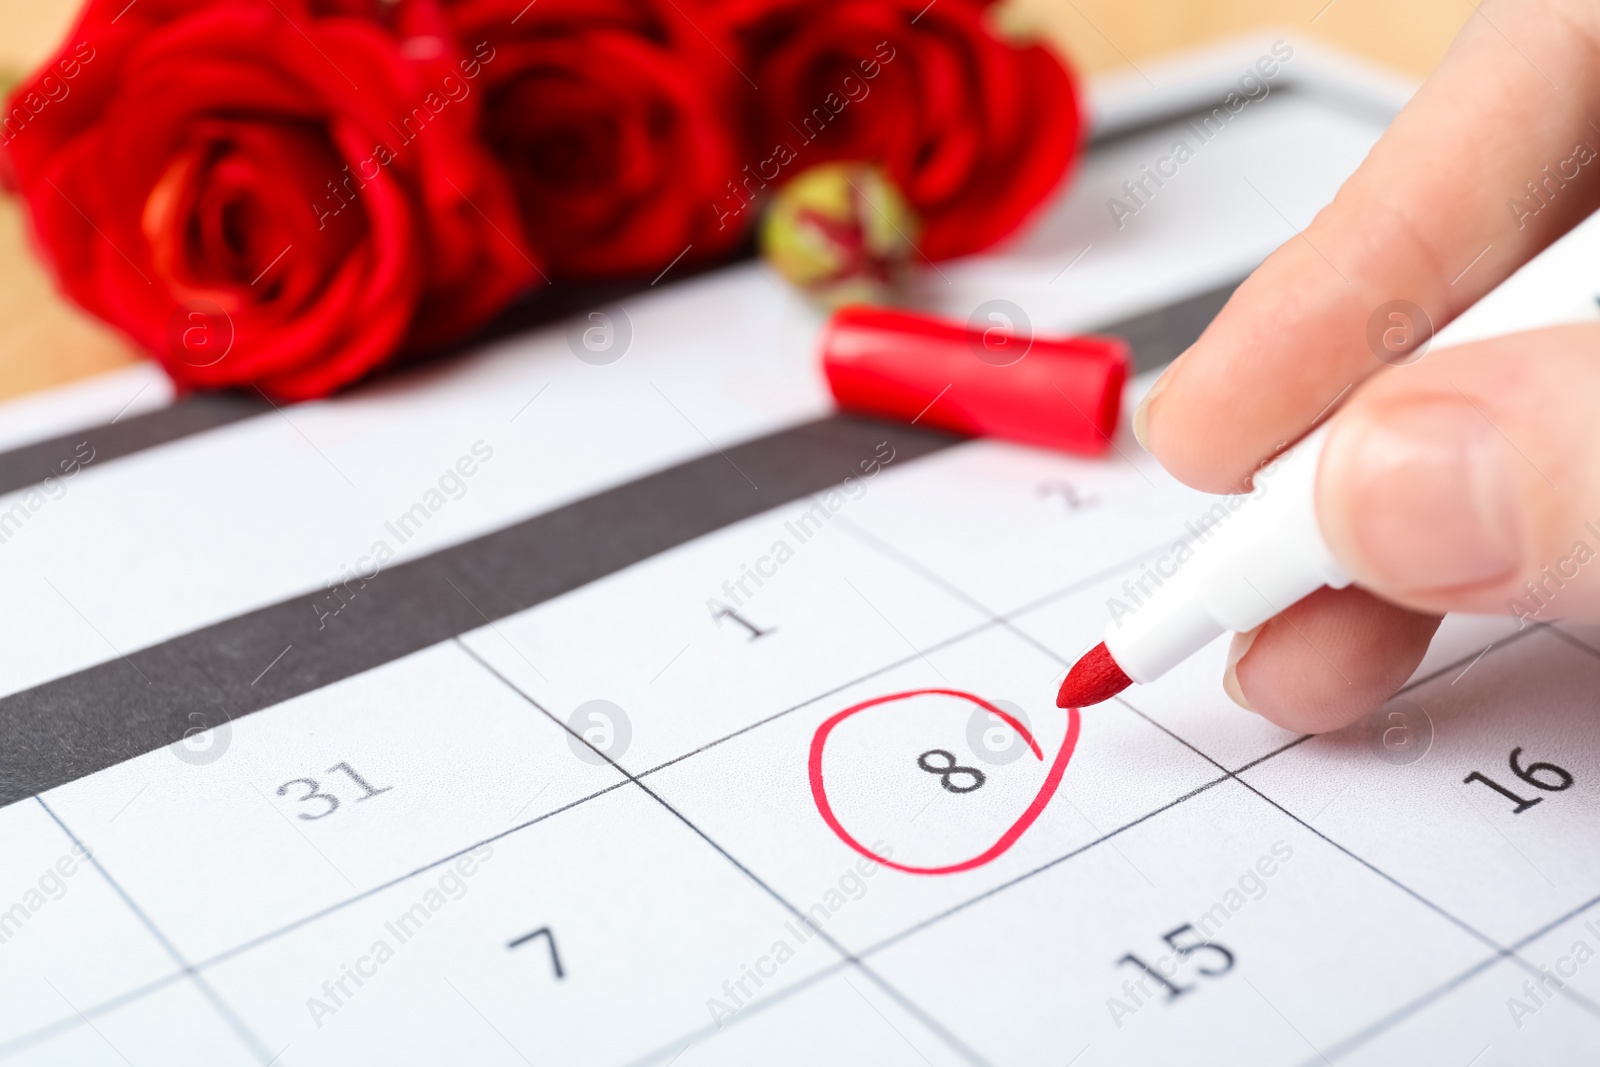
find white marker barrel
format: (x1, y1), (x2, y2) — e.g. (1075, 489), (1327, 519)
(1104, 425), (1351, 683)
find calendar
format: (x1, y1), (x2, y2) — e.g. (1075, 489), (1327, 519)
(4, 36), (1600, 1067)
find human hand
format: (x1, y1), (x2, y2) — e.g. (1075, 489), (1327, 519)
(1134, 0), (1600, 732)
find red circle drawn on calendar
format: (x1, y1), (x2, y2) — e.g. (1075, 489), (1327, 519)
(807, 688), (1082, 876)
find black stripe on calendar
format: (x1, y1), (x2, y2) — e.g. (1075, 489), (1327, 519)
(0, 416), (959, 805)
(0, 277), (1240, 804)
(0, 279), (1238, 501)
(0, 391), (269, 499)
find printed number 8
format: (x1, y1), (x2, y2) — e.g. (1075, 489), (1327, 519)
(918, 749), (986, 794)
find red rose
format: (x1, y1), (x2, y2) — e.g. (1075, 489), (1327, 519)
(445, 0), (745, 279)
(3, 0), (536, 399)
(713, 0), (1082, 260)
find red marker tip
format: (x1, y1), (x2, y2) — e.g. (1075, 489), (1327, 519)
(1056, 642), (1132, 708)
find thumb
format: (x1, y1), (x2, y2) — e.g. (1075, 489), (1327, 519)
(1316, 322), (1600, 624)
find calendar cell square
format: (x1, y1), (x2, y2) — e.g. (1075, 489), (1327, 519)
(643, 624), (1223, 952)
(1240, 629), (1600, 944)
(0, 801), (179, 1048)
(459, 498), (990, 776)
(868, 781), (1487, 1067)
(206, 785), (845, 1067)
(39, 641), (628, 962)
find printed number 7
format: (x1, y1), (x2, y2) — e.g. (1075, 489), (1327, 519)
(1164, 923), (1234, 976)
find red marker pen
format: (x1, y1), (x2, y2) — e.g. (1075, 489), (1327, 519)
(1057, 426), (1351, 708)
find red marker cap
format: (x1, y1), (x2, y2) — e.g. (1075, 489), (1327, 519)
(820, 305), (1130, 456)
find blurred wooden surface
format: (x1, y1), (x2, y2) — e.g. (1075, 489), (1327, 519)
(0, 196), (135, 399)
(0, 0), (1472, 402)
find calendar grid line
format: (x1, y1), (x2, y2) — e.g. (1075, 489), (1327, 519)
(9, 556), (1485, 1061)
(827, 508), (1268, 782)
(830, 513), (1098, 671)
(1297, 952), (1507, 1067)
(1120, 703), (1513, 954)
(626, 534), (1180, 785)
(0, 967), (190, 1060)
(0, 773), (635, 1062)
(197, 777), (635, 968)
(847, 733), (1313, 964)
(617, 698), (1600, 1067)
(34, 796), (276, 1065)
(575, 622), (1600, 1060)
(618, 948), (1020, 1067)
(615, 958), (858, 1067)
(1394, 623), (1543, 696)
(611, 620), (1003, 780)
(452, 639), (996, 1067)
(1304, 886), (1600, 1065)
(168, 605), (1008, 978)
(847, 964), (998, 1067)
(837, 552), (1600, 1057)
(833, 632), (1577, 1021)
(3, 548), (1552, 1061)
(1533, 622), (1600, 665)
(0, 538), (1182, 1061)
(853, 771), (1235, 963)
(1119, 700), (1600, 1024)
(835, 503), (1592, 1035)
(1229, 734), (1314, 773)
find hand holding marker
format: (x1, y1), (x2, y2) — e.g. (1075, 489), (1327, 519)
(829, 1), (1600, 728)
(1069, 0), (1600, 728)
(1057, 426), (1349, 709)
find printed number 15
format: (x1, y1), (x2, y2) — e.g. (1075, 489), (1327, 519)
(1117, 923), (1235, 1001)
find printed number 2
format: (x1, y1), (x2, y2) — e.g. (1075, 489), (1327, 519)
(277, 761), (393, 820)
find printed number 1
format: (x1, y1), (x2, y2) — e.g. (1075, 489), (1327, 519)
(710, 603), (774, 641)
(328, 761), (393, 801)
(1116, 952), (1193, 1000)
(1116, 924), (1235, 1002)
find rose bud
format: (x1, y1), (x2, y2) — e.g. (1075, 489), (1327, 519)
(713, 0), (1083, 260)
(760, 161), (915, 309)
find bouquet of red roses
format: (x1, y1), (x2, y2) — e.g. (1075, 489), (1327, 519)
(2, 0), (1081, 398)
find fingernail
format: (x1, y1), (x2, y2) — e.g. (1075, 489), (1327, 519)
(1131, 363), (1174, 451)
(1325, 398), (1522, 591)
(1222, 626), (1260, 712)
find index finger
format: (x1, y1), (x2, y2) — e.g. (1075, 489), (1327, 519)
(1139, 0), (1600, 493)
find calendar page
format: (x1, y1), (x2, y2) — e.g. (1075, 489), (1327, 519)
(4, 39), (1600, 1067)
